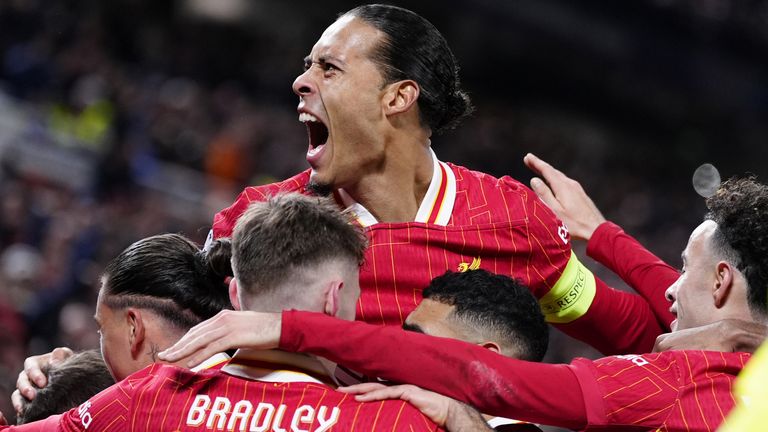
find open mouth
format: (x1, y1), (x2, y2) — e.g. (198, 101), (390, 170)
(299, 112), (329, 149)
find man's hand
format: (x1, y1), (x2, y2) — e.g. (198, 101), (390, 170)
(11, 347), (74, 414)
(158, 310), (282, 367)
(340, 383), (492, 431)
(523, 153), (606, 241)
(654, 319), (767, 353)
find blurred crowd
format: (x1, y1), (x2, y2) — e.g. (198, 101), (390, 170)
(1, 0), (766, 428)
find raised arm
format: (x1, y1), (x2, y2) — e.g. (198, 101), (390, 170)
(524, 153), (677, 329)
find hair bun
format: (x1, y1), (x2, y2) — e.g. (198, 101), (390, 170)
(203, 238), (234, 281)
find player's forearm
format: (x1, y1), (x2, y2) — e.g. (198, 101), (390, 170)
(280, 310), (588, 430)
(587, 221), (677, 328)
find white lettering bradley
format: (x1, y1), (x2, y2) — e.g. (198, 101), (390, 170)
(184, 395), (342, 431)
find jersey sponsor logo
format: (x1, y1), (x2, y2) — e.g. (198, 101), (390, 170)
(616, 354), (650, 367)
(457, 257), (481, 272)
(78, 400), (94, 429)
(186, 394), (340, 431)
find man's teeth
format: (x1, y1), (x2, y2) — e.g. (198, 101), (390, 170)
(299, 113), (319, 123)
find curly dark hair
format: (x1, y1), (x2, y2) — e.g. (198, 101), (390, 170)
(705, 177), (768, 319)
(422, 269), (548, 361)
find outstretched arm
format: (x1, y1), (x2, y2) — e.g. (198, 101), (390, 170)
(524, 153), (677, 329)
(159, 310), (588, 429)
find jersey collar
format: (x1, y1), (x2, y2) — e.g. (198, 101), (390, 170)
(222, 349), (335, 387)
(335, 148), (456, 227)
(191, 352), (231, 372)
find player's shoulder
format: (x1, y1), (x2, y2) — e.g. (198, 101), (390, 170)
(213, 170), (312, 238)
(238, 169), (312, 200)
(448, 162), (529, 197)
(447, 162), (563, 230)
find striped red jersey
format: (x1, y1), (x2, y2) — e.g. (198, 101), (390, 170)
(1, 350), (441, 432)
(572, 350), (749, 431)
(212, 153), (664, 354)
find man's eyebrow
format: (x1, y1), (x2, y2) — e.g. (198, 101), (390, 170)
(318, 55), (344, 64)
(304, 54), (346, 66)
(402, 322), (425, 334)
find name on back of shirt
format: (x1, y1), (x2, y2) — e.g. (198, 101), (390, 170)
(186, 394), (340, 431)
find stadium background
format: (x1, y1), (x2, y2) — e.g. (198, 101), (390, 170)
(1, 0), (767, 428)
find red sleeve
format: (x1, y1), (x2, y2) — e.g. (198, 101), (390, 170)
(556, 276), (665, 354)
(570, 353), (680, 428)
(280, 310), (589, 430)
(587, 221), (678, 329)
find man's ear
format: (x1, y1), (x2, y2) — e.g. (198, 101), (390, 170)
(479, 341), (502, 354)
(229, 278), (242, 311)
(382, 80), (420, 117)
(713, 261), (735, 308)
(323, 281), (344, 317)
(126, 309), (146, 359)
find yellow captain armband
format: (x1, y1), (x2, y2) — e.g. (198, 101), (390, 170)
(538, 251), (596, 324)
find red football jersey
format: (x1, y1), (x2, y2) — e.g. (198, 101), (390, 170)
(212, 153), (663, 354)
(572, 351), (748, 431)
(1, 351), (441, 431)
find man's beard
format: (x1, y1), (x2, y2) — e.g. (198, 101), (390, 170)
(306, 180), (333, 197)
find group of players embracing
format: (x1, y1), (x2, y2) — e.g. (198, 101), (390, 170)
(3, 4), (767, 432)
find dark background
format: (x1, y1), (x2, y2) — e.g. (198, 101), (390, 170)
(1, 0), (766, 428)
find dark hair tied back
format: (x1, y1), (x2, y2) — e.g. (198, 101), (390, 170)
(345, 4), (474, 135)
(200, 238), (234, 282)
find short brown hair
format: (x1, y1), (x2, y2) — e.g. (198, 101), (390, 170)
(232, 193), (366, 296)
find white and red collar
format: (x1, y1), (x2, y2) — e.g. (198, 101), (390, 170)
(191, 352), (231, 372)
(222, 349), (335, 386)
(336, 148), (456, 227)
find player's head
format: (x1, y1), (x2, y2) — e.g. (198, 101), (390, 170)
(343, 4), (472, 134)
(293, 4), (472, 192)
(16, 350), (114, 424)
(96, 234), (233, 380)
(231, 193), (366, 321)
(666, 177), (768, 332)
(404, 270), (548, 361)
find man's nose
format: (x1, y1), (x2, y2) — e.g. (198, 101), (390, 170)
(292, 70), (314, 97)
(664, 283), (677, 302)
